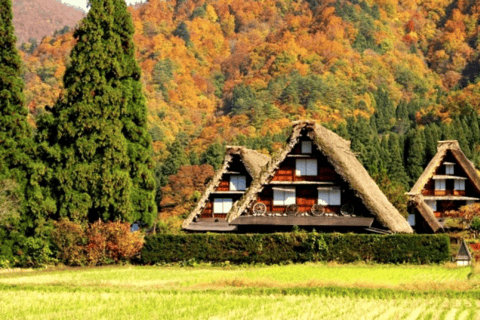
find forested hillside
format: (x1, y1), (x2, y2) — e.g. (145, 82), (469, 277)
(19, 0), (480, 230)
(12, 0), (84, 46)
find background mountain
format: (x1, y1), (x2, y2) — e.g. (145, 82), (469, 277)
(12, 0), (84, 46)
(17, 0), (480, 230)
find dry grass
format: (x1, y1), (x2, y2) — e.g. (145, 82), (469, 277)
(1, 264), (479, 319)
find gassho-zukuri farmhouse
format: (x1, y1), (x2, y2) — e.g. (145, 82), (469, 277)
(183, 120), (414, 234)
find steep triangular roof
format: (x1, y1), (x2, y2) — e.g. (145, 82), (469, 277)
(409, 194), (444, 233)
(456, 238), (472, 260)
(182, 146), (270, 229)
(409, 140), (480, 195)
(227, 120), (413, 233)
(407, 140), (480, 232)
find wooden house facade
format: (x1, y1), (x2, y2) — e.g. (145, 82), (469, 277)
(227, 121), (412, 234)
(407, 140), (480, 233)
(182, 146), (270, 232)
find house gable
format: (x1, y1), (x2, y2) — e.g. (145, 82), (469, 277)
(182, 147), (270, 231)
(407, 140), (480, 233)
(228, 121), (413, 233)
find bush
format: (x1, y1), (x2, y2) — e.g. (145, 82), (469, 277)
(19, 237), (53, 268)
(51, 220), (144, 266)
(51, 219), (86, 266)
(141, 233), (450, 265)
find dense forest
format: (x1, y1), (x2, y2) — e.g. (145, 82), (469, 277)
(10, 0), (480, 233)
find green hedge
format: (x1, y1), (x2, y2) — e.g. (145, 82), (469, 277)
(141, 233), (451, 265)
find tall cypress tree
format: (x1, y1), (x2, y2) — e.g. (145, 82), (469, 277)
(114, 0), (157, 225)
(0, 0), (32, 181)
(38, 0), (156, 225)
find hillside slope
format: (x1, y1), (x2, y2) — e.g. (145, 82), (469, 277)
(19, 0), (480, 227)
(12, 0), (84, 45)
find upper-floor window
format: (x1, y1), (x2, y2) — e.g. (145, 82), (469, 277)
(435, 179), (446, 190)
(445, 163), (454, 175)
(454, 180), (465, 191)
(230, 175), (246, 191)
(296, 159), (317, 176)
(301, 141), (312, 154)
(318, 187), (341, 206)
(273, 187), (296, 206)
(213, 198), (232, 213)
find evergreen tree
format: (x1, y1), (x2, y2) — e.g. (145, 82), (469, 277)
(115, 0), (157, 225)
(373, 86), (395, 133)
(386, 133), (410, 188)
(468, 115), (480, 148)
(37, 0), (156, 225)
(452, 118), (470, 158)
(424, 123), (440, 162)
(405, 129), (425, 184)
(200, 142), (225, 170)
(159, 139), (188, 187)
(0, 0), (32, 182)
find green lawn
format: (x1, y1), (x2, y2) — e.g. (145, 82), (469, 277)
(1, 264), (480, 319)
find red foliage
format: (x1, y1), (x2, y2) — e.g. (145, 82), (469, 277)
(469, 243), (480, 251)
(51, 220), (144, 266)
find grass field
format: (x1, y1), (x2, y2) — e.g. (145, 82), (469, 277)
(1, 263), (480, 319)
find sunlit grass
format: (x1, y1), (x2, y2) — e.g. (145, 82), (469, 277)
(1, 264), (480, 319)
(0, 263), (475, 290)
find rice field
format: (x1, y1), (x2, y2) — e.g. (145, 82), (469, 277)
(1, 264), (480, 319)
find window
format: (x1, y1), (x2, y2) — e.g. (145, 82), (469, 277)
(408, 214), (416, 226)
(295, 159), (317, 176)
(445, 164), (454, 175)
(317, 187), (341, 206)
(230, 175), (246, 191)
(454, 180), (465, 191)
(213, 198), (233, 213)
(301, 141), (312, 153)
(273, 188), (296, 206)
(435, 179), (446, 190)
(426, 200), (437, 211)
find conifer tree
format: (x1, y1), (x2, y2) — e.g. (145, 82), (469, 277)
(114, 0), (157, 225)
(38, 0), (156, 225)
(0, 0), (32, 181)
(386, 133), (410, 188)
(405, 129), (425, 184)
(424, 124), (440, 162)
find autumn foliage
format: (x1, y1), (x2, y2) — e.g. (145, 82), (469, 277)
(51, 220), (144, 266)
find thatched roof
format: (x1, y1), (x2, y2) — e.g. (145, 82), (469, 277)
(182, 146), (270, 229)
(409, 140), (480, 195)
(407, 140), (480, 233)
(227, 120), (413, 233)
(409, 194), (444, 233)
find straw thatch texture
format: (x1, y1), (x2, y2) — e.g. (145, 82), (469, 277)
(407, 140), (480, 233)
(182, 147), (270, 229)
(228, 121), (413, 233)
(410, 194), (444, 233)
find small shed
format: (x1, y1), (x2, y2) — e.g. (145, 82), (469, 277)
(456, 239), (472, 266)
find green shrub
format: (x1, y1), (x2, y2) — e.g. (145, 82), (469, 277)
(141, 233), (450, 265)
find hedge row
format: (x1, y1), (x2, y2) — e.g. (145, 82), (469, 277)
(141, 233), (451, 264)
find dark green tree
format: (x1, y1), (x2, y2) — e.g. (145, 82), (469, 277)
(386, 133), (410, 188)
(200, 142), (225, 170)
(159, 139), (188, 187)
(0, 0), (32, 182)
(405, 129), (425, 184)
(424, 123), (440, 162)
(37, 0), (156, 225)
(0, 0), (51, 265)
